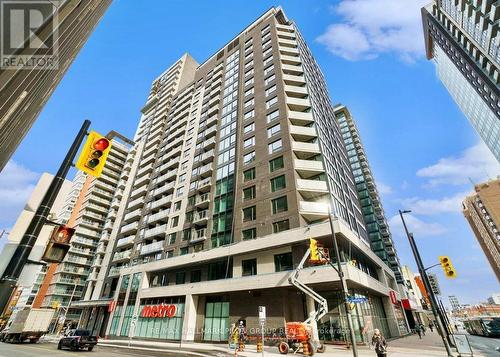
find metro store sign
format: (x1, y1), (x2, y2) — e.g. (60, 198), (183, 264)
(141, 304), (177, 318)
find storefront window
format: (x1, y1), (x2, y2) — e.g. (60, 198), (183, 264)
(203, 297), (230, 342)
(135, 296), (185, 340)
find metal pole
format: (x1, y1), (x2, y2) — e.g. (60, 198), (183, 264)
(399, 210), (454, 357)
(328, 208), (358, 357)
(0, 120), (91, 314)
(261, 325), (265, 357)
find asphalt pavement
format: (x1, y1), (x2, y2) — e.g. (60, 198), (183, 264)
(467, 334), (500, 357)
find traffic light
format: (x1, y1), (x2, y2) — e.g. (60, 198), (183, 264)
(75, 130), (111, 178)
(439, 256), (456, 279)
(309, 238), (320, 261)
(41, 225), (75, 263)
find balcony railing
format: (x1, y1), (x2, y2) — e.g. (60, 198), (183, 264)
(144, 224), (167, 239)
(140, 240), (165, 255)
(112, 250), (131, 262)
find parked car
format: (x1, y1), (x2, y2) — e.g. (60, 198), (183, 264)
(57, 329), (98, 351)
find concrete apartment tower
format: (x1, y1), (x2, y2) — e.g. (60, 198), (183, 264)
(422, 0), (500, 161)
(76, 7), (406, 343)
(0, 0), (113, 171)
(33, 136), (132, 326)
(334, 105), (404, 284)
(462, 178), (500, 281)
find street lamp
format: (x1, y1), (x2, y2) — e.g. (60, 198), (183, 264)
(398, 210), (454, 357)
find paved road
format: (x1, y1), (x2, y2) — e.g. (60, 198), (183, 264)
(0, 341), (229, 357)
(468, 334), (500, 357)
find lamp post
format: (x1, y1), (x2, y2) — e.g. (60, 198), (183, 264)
(398, 210), (454, 357)
(328, 206), (358, 357)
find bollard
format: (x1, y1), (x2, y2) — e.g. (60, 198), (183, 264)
(302, 340), (310, 356)
(238, 341), (245, 352)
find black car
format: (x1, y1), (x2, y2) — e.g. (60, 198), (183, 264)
(57, 329), (98, 351)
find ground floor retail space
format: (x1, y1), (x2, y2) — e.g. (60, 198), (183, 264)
(79, 286), (407, 344)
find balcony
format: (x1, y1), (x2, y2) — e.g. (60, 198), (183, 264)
(276, 23), (294, 32)
(289, 125), (317, 141)
(127, 196), (144, 210)
(193, 210), (209, 226)
(299, 201), (329, 222)
(291, 141), (321, 159)
(144, 224), (167, 239)
(288, 111), (314, 126)
(123, 208), (142, 222)
(121, 221), (139, 235)
(190, 228), (207, 244)
(281, 63), (303, 76)
(147, 209), (170, 224)
(284, 84), (308, 98)
(108, 266), (122, 277)
(134, 174), (150, 188)
(279, 46), (300, 56)
(278, 38), (298, 48)
(296, 179), (329, 199)
(194, 163), (213, 179)
(286, 97), (311, 112)
(197, 178), (212, 192)
(116, 235), (135, 248)
(281, 54), (301, 65)
(130, 185), (148, 199)
(140, 240), (165, 255)
(199, 137), (216, 151)
(282, 73), (305, 86)
(136, 163), (154, 177)
(150, 195), (172, 210)
(294, 159), (325, 178)
(195, 193), (210, 209)
(151, 182), (175, 197)
(112, 250), (131, 262)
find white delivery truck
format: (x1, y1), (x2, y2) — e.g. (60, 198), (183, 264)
(0, 308), (54, 343)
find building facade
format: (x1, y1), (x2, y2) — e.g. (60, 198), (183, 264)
(0, 0), (113, 171)
(462, 178), (500, 281)
(33, 136), (132, 326)
(75, 7), (406, 344)
(334, 105), (404, 284)
(422, 0), (500, 161)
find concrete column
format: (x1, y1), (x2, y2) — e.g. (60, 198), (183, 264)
(381, 296), (401, 338)
(305, 295), (320, 342)
(182, 294), (198, 342)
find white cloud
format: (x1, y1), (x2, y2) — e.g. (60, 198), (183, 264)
(399, 191), (471, 215)
(0, 161), (40, 226)
(316, 0), (428, 62)
(389, 213), (447, 237)
(417, 142), (500, 187)
(377, 181), (393, 195)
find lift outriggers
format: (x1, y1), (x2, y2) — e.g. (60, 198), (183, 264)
(279, 239), (337, 355)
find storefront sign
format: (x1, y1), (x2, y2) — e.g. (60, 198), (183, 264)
(108, 300), (116, 312)
(141, 304), (177, 318)
(389, 290), (398, 305)
(348, 297), (368, 304)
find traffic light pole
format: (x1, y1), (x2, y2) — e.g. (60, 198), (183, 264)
(0, 120), (91, 315)
(398, 210), (454, 357)
(328, 208), (358, 357)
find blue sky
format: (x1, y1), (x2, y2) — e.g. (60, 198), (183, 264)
(0, 0), (498, 305)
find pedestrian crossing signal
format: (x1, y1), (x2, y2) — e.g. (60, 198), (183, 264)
(75, 130), (111, 178)
(439, 256), (456, 279)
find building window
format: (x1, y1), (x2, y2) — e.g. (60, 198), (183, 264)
(244, 87), (254, 97)
(268, 139), (282, 154)
(264, 64), (274, 76)
(244, 110), (254, 120)
(272, 219), (290, 233)
(266, 96), (278, 109)
(175, 271), (186, 285)
(171, 216), (179, 227)
(190, 270), (201, 283)
(188, 195), (196, 205)
(242, 228), (256, 240)
(274, 252), (293, 272)
(242, 259), (257, 276)
(180, 246), (188, 255)
(186, 210), (194, 223)
(244, 98), (254, 108)
(269, 156), (284, 172)
(243, 151), (255, 164)
(267, 123), (280, 138)
(271, 175), (286, 192)
(244, 123), (255, 134)
(244, 136), (255, 149)
(244, 167), (255, 181)
(174, 201), (182, 211)
(176, 187), (184, 197)
(264, 74), (275, 85)
(243, 206), (256, 222)
(266, 109), (279, 123)
(182, 229), (191, 241)
(168, 232), (176, 245)
(243, 186), (256, 201)
(244, 78), (254, 87)
(265, 84), (276, 97)
(166, 250), (174, 258)
(271, 196), (288, 214)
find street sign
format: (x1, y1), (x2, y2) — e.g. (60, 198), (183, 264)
(347, 297), (368, 304)
(258, 306), (266, 326)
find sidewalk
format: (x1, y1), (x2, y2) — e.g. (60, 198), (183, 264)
(95, 331), (486, 357)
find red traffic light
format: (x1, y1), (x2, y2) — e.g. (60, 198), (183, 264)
(94, 138), (110, 151)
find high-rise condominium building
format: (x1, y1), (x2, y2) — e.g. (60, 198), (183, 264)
(422, 0), (500, 161)
(33, 137), (132, 325)
(0, 0), (112, 171)
(75, 7), (406, 343)
(462, 178), (500, 281)
(334, 105), (404, 284)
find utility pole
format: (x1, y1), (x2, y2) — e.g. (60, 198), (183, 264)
(399, 210), (454, 357)
(328, 207), (358, 357)
(0, 120), (91, 314)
